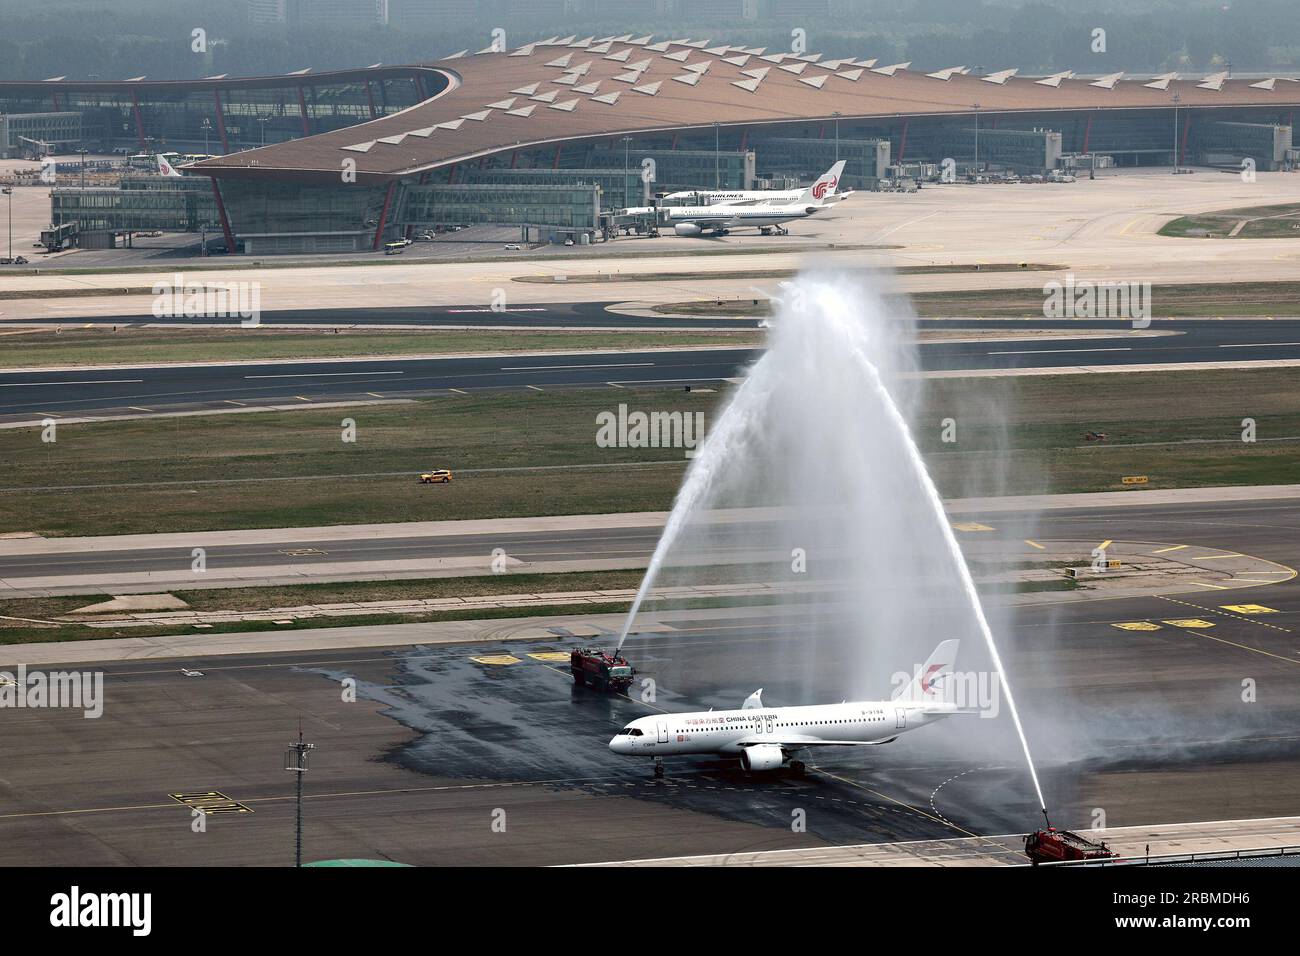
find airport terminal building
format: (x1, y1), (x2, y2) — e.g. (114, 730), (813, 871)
(4, 35), (1298, 253)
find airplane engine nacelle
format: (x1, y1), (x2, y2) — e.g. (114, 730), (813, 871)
(674, 222), (704, 237)
(740, 744), (785, 771)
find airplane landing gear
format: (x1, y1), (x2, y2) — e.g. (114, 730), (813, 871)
(653, 758), (665, 779)
(772, 224), (789, 236)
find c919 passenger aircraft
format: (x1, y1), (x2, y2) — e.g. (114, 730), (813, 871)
(609, 640), (974, 776)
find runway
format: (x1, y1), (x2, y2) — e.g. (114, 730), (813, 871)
(4, 493), (1300, 597)
(1, 492), (1298, 865)
(10, 300), (754, 330)
(6, 318), (1300, 423)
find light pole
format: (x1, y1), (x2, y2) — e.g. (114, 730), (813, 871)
(201, 117), (211, 156)
(972, 102), (981, 176)
(1171, 91), (1181, 173)
(622, 134), (631, 207)
(832, 111), (841, 162)
(713, 121), (720, 188)
(3, 187), (12, 263)
(284, 727), (315, 868)
(258, 116), (269, 148)
(78, 148), (88, 189)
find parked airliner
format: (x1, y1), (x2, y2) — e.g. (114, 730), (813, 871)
(608, 640), (972, 776)
(660, 160), (848, 205)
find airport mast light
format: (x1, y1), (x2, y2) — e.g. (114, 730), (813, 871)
(1171, 91), (1181, 173)
(3, 186), (11, 263)
(284, 728), (316, 868)
(713, 122), (720, 189)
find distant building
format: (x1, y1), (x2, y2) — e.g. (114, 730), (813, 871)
(288, 0), (389, 28)
(248, 0), (289, 25)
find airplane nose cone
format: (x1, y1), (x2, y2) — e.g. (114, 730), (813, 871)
(609, 736), (629, 754)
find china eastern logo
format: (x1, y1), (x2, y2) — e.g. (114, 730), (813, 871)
(812, 175), (838, 200)
(921, 664), (945, 695)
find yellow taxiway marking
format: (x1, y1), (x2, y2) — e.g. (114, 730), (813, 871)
(1152, 544), (1188, 554)
(527, 652), (571, 662)
(1158, 596), (1292, 634)
(366, 392), (384, 398)
(1162, 619), (1215, 629)
(1220, 604), (1278, 615)
(951, 522), (993, 532)
(1194, 553), (1243, 560)
(1098, 539), (1113, 550)
(295, 395), (312, 402)
(1185, 581), (1230, 590)
(224, 399), (246, 406)
(470, 654), (522, 666)
(169, 791), (253, 815)
(1112, 621), (1161, 631)
(526, 385), (544, 392)
(128, 406), (153, 412)
(448, 388), (468, 395)
(1159, 614), (1300, 665)
(1024, 539), (1045, 550)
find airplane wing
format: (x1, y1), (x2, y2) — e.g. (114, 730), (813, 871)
(736, 734), (899, 748)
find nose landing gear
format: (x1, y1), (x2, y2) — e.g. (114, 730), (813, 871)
(653, 758), (665, 779)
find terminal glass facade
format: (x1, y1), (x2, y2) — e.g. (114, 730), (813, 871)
(399, 183), (601, 231)
(51, 176), (217, 232)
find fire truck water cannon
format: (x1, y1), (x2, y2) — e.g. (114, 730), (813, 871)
(570, 648), (635, 694)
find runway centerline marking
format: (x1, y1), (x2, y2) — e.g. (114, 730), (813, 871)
(500, 362), (655, 371)
(985, 347), (1132, 355)
(244, 371), (404, 379)
(0, 379), (144, 387)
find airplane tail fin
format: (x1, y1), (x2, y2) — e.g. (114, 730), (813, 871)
(158, 154), (182, 178)
(801, 160), (846, 204)
(892, 639), (960, 702)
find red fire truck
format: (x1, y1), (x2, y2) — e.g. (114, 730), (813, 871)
(571, 648), (634, 693)
(1024, 827), (1120, 865)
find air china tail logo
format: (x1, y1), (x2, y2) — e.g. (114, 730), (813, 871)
(812, 175), (837, 200)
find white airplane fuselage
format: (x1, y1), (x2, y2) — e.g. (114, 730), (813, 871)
(608, 639), (966, 771)
(609, 700), (957, 758)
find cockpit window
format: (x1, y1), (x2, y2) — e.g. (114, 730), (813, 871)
(616, 727), (644, 736)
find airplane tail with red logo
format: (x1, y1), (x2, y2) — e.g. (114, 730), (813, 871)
(801, 160), (846, 204)
(892, 639), (960, 702)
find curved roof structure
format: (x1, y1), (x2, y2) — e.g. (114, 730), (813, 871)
(0, 65), (445, 97)
(188, 35), (1300, 184)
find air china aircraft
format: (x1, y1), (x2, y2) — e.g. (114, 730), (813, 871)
(661, 160), (848, 206)
(609, 640), (974, 777)
(629, 199), (826, 237)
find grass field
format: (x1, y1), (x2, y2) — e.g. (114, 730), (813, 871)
(658, 282), (1300, 318)
(2, 369), (1298, 538)
(0, 563), (1074, 646)
(0, 326), (760, 368)
(1159, 203), (1300, 239)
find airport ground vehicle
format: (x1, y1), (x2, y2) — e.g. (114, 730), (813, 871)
(504, 243), (521, 250)
(419, 469), (453, 483)
(571, 648), (634, 693)
(1024, 828), (1119, 865)
(384, 241), (406, 255)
